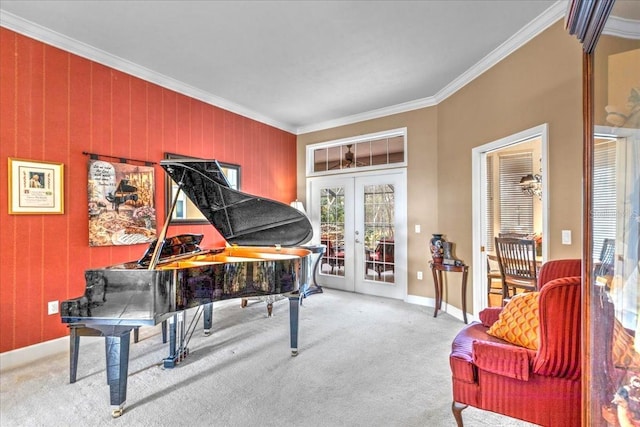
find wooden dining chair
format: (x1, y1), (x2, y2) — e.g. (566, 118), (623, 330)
(498, 232), (529, 238)
(494, 237), (538, 304)
(486, 258), (503, 306)
(595, 238), (615, 277)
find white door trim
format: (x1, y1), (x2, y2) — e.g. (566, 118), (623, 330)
(471, 124), (549, 318)
(306, 168), (407, 300)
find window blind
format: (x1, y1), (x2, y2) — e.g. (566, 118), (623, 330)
(486, 156), (495, 252)
(593, 140), (617, 259)
(499, 153), (533, 235)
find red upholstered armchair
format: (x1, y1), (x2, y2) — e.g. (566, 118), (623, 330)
(449, 259), (582, 426)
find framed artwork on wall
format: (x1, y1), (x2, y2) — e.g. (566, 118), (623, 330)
(87, 158), (156, 246)
(8, 157), (64, 214)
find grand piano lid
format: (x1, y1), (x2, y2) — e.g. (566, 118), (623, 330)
(161, 159), (313, 247)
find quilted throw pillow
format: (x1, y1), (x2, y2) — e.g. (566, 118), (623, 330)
(487, 292), (540, 350)
(612, 318), (640, 369)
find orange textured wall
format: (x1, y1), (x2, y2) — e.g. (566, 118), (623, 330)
(0, 28), (298, 353)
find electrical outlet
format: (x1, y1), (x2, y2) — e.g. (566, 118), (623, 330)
(48, 300), (59, 315)
(417, 271), (423, 280)
(415, 224), (421, 233)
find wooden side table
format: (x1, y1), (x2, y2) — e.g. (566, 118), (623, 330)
(430, 262), (469, 324)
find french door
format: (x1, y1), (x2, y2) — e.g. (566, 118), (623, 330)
(307, 169), (406, 300)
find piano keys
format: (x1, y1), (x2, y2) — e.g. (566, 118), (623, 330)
(61, 159), (313, 417)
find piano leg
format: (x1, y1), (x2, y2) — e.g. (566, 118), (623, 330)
(288, 295), (300, 356)
(164, 311), (188, 368)
(68, 324), (102, 384)
(105, 331), (131, 418)
(70, 326), (80, 384)
(203, 303), (213, 336)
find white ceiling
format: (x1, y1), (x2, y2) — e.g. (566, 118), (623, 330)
(0, 0), (565, 134)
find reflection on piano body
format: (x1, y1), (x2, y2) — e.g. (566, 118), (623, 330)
(61, 159), (313, 417)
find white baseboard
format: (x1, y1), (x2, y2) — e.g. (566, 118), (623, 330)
(1, 297), (470, 372)
(1, 336), (69, 373)
(0, 300), (243, 373)
(406, 294), (474, 323)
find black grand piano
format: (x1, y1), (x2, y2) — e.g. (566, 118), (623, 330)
(61, 159), (313, 417)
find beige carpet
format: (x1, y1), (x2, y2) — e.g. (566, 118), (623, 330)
(0, 289), (537, 426)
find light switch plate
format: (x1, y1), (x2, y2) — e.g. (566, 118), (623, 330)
(562, 230), (572, 245)
(48, 300), (59, 315)
(415, 224), (421, 233)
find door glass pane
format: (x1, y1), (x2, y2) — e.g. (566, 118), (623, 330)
(314, 148), (328, 172)
(364, 184), (395, 283)
(320, 186), (345, 277)
(370, 139), (388, 166)
(590, 12), (640, 423)
(326, 146), (342, 171)
(355, 141), (372, 167)
(388, 136), (405, 163)
(310, 131), (406, 173)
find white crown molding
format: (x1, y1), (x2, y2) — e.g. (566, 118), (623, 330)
(434, 0), (566, 103)
(0, 10), (296, 134)
(604, 16), (640, 39)
(297, 1), (567, 134)
(296, 96), (437, 135)
(1, 2), (568, 136)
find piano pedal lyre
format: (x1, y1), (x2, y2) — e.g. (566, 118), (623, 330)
(163, 311), (188, 369)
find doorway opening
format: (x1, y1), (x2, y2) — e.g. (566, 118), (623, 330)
(471, 124), (549, 315)
(307, 170), (407, 300)
(305, 129), (407, 300)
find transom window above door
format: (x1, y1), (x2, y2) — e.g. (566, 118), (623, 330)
(307, 128), (407, 176)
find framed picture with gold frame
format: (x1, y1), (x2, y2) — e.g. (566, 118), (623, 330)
(8, 157), (64, 214)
